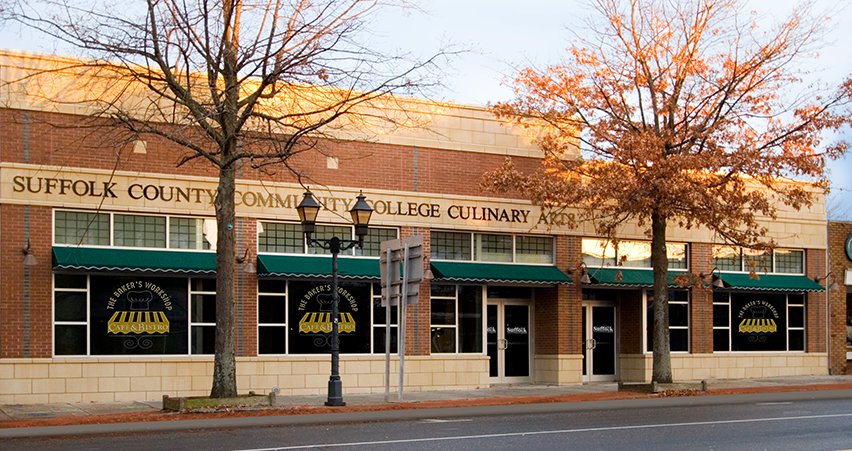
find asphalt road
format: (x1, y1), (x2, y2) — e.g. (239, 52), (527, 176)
(5, 390), (852, 450)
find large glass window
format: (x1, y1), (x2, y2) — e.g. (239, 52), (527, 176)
(645, 290), (689, 352)
(189, 278), (216, 354)
(170, 217), (212, 250)
(431, 231), (553, 264)
(258, 222), (303, 254)
(430, 285), (483, 353)
(258, 279), (287, 354)
(358, 228), (399, 257)
(713, 291), (806, 352)
(54, 274), (195, 356)
(372, 283), (399, 353)
(287, 280), (372, 354)
(54, 210), (213, 250)
(712, 246), (804, 274)
(55, 211), (110, 246)
(583, 239), (688, 269)
(259, 221), (398, 256)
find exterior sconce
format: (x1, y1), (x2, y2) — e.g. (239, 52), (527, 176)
(236, 248), (256, 274)
(22, 239), (38, 266)
(578, 262), (591, 285)
(700, 267), (724, 288)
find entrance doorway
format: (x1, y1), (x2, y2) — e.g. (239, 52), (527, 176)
(487, 300), (531, 383)
(582, 302), (617, 381)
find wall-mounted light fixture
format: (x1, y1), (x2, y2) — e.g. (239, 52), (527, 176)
(814, 272), (841, 292)
(22, 238), (38, 266)
(577, 262), (591, 285)
(700, 267), (724, 288)
(236, 248), (256, 274)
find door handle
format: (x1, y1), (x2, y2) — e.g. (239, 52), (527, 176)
(499, 338), (508, 350)
(586, 338), (597, 350)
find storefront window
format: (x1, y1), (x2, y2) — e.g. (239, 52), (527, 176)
(287, 280), (371, 354)
(55, 210), (214, 250)
(431, 231), (472, 260)
(51, 275), (222, 356)
(474, 233), (513, 262)
(259, 221), (398, 257)
(712, 291), (806, 351)
(516, 236), (554, 264)
(357, 228), (399, 257)
(258, 280), (287, 354)
(774, 249), (804, 274)
(372, 283), (398, 353)
(645, 290), (689, 352)
(430, 285), (483, 353)
(258, 222), (304, 253)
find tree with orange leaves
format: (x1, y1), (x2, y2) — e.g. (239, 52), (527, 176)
(485, 0), (850, 383)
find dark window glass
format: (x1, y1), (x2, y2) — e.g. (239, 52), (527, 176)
(191, 294), (217, 323)
(713, 329), (730, 352)
(430, 327), (456, 353)
(670, 329), (689, 352)
(287, 281), (371, 354)
(670, 304), (689, 327)
(788, 294), (805, 305)
(89, 276), (188, 355)
(713, 305), (729, 327)
(55, 211), (110, 246)
(114, 214), (166, 248)
(789, 330), (805, 351)
(258, 296), (286, 324)
(431, 299), (455, 325)
(55, 291), (86, 322)
(788, 306), (804, 328)
(191, 325), (216, 354)
(713, 291), (730, 303)
(55, 325), (86, 355)
(373, 327), (398, 354)
(730, 293), (787, 351)
(372, 298), (398, 325)
(258, 327), (287, 354)
(458, 286), (483, 353)
(358, 227), (398, 257)
(430, 284), (456, 297)
(55, 274), (87, 289)
(190, 278), (216, 292)
(309, 225), (352, 255)
(258, 279), (287, 293)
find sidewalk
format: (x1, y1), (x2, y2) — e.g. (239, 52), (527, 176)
(3, 375), (852, 435)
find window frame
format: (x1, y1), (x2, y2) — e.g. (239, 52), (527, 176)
(711, 246), (805, 275)
(712, 291), (806, 352)
(430, 230), (555, 265)
(643, 289), (690, 353)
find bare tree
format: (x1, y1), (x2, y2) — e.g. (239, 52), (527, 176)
(485, 0), (850, 383)
(4, 0), (450, 397)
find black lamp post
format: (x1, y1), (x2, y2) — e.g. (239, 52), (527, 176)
(296, 189), (373, 406)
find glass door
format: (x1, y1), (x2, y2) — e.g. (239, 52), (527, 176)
(487, 300), (531, 383)
(582, 302), (617, 382)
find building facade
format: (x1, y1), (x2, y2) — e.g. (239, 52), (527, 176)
(0, 51), (831, 404)
(828, 221), (852, 374)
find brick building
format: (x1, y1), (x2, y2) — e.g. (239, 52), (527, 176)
(0, 51), (832, 404)
(827, 221), (852, 374)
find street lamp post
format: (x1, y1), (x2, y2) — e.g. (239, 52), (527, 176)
(296, 189), (373, 407)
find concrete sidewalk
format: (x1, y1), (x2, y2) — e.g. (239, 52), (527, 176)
(3, 375), (852, 434)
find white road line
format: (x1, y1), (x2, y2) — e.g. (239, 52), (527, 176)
(237, 412), (852, 451)
(420, 418), (473, 423)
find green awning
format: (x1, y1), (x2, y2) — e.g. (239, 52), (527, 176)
(52, 247), (216, 274)
(257, 254), (379, 280)
(586, 268), (687, 287)
(715, 273), (824, 292)
(429, 261), (571, 285)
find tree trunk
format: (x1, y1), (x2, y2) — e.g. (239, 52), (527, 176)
(211, 162), (238, 398)
(650, 208), (673, 383)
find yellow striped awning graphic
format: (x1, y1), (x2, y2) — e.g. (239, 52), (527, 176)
(298, 312), (356, 334)
(738, 318), (777, 334)
(107, 311), (170, 334)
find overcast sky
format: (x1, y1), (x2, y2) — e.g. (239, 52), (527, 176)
(2, 0), (850, 217)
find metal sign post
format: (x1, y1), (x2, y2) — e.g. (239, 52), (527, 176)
(379, 236), (423, 402)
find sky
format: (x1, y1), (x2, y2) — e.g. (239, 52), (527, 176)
(1, 0), (850, 217)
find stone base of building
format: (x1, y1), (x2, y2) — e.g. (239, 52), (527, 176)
(618, 353), (829, 382)
(0, 355), (490, 404)
(533, 354), (584, 385)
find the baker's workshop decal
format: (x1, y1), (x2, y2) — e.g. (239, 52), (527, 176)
(91, 276), (188, 354)
(733, 294), (786, 351)
(289, 281), (370, 354)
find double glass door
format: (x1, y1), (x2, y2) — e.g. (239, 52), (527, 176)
(582, 303), (617, 381)
(487, 301), (531, 383)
